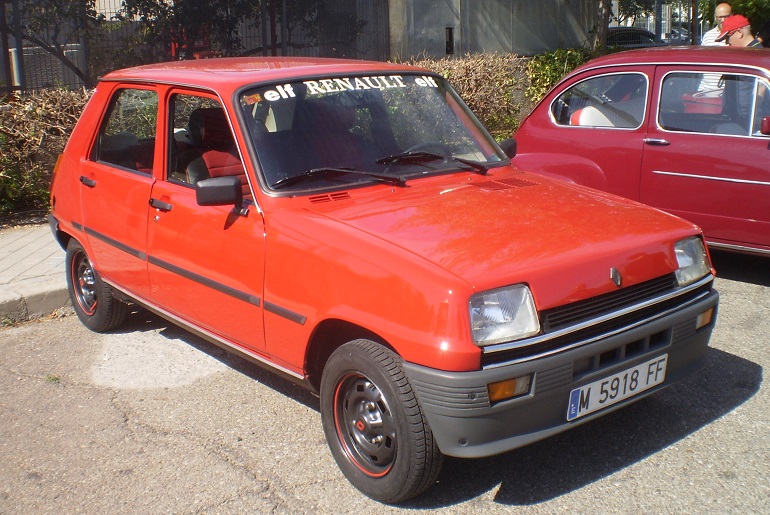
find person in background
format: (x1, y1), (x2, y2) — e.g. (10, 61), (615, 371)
(716, 14), (762, 47)
(702, 3), (732, 45)
(756, 20), (770, 48)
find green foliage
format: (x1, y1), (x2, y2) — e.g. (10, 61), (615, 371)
(0, 90), (90, 217)
(525, 48), (592, 102)
(406, 53), (531, 138)
(732, 0), (770, 30)
(615, 0), (656, 24)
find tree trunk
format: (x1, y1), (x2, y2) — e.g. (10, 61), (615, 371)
(595, 0), (611, 54)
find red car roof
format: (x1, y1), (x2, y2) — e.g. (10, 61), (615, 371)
(100, 57), (430, 92)
(572, 46), (770, 74)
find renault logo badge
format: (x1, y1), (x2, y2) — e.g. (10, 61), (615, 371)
(610, 267), (622, 287)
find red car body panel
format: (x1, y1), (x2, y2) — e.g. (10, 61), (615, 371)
(515, 46), (770, 255)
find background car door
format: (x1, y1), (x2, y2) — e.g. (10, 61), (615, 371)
(515, 67), (655, 200)
(78, 86), (156, 297)
(145, 92), (267, 352)
(640, 66), (770, 252)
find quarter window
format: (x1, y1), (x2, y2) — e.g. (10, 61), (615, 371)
(551, 73), (648, 129)
(94, 88), (158, 174)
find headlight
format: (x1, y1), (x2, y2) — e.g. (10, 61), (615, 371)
(470, 285), (540, 346)
(675, 236), (711, 286)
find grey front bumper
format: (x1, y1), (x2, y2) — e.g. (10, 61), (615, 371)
(403, 289), (718, 458)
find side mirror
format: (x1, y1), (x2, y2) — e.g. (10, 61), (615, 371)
(499, 138), (517, 159)
(196, 176), (243, 207)
(761, 116), (770, 136)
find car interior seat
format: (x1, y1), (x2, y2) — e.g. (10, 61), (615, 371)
(181, 107), (252, 200)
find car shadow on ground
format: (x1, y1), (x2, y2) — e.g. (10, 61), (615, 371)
(710, 249), (770, 287)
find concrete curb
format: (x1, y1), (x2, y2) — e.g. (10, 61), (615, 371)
(0, 224), (70, 324)
(0, 279), (72, 323)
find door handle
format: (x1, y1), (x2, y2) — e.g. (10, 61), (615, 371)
(79, 176), (96, 187)
(149, 198), (173, 211)
(643, 138), (670, 146)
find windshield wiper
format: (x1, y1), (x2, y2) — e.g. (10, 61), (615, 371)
(376, 151), (446, 166)
(376, 151), (488, 175)
(272, 167), (407, 190)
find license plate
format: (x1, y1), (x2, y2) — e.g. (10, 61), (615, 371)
(566, 354), (668, 421)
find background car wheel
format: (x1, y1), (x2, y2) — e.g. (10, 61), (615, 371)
(320, 339), (443, 503)
(65, 239), (127, 332)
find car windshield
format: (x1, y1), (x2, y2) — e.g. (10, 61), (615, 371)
(239, 73), (506, 192)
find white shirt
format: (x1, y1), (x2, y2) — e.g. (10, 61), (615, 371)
(701, 26), (726, 46)
(699, 26), (728, 91)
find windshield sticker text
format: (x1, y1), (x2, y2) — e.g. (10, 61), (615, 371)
(257, 75), (439, 103)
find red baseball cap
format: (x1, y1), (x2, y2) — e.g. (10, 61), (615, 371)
(716, 14), (751, 41)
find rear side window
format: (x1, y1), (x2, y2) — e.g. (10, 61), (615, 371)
(658, 71), (770, 137)
(94, 88), (158, 174)
(551, 73), (648, 129)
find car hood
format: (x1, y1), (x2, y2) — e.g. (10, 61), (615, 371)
(305, 169), (698, 310)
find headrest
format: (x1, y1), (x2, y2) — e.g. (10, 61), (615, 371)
(189, 107), (232, 148)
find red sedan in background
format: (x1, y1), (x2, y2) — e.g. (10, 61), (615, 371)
(514, 47), (770, 256)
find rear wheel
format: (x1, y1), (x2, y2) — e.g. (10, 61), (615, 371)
(65, 239), (127, 332)
(320, 339), (443, 503)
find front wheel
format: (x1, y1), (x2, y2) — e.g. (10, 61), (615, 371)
(65, 239), (127, 332)
(320, 339), (443, 503)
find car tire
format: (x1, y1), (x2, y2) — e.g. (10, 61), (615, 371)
(320, 339), (443, 503)
(65, 239), (127, 332)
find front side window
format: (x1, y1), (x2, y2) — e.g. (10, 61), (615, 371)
(550, 73), (648, 129)
(167, 93), (251, 199)
(658, 71), (770, 137)
(239, 74), (505, 192)
(94, 88), (158, 174)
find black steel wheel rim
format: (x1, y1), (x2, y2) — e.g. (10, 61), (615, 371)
(72, 251), (97, 316)
(333, 372), (397, 477)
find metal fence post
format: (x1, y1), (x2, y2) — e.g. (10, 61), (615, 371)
(10, 0), (23, 91)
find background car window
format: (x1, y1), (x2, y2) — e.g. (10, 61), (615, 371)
(95, 88), (157, 173)
(168, 94), (251, 199)
(659, 72), (770, 137)
(550, 73), (647, 129)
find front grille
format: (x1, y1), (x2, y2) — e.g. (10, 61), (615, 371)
(481, 275), (712, 367)
(541, 274), (677, 332)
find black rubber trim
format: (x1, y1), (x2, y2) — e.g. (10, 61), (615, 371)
(147, 255), (261, 307)
(264, 301), (307, 325)
(84, 226), (147, 260)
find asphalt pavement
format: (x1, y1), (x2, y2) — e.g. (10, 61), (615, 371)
(0, 248), (768, 512)
(0, 224), (69, 324)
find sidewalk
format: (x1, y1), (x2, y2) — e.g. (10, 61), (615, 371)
(0, 224), (70, 323)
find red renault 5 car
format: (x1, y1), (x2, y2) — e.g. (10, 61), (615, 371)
(49, 57), (718, 502)
(515, 46), (770, 256)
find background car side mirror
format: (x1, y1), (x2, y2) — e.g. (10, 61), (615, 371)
(761, 116), (770, 136)
(196, 176), (243, 207)
(499, 138), (517, 159)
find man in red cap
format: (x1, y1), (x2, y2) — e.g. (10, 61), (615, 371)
(716, 14), (763, 47)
